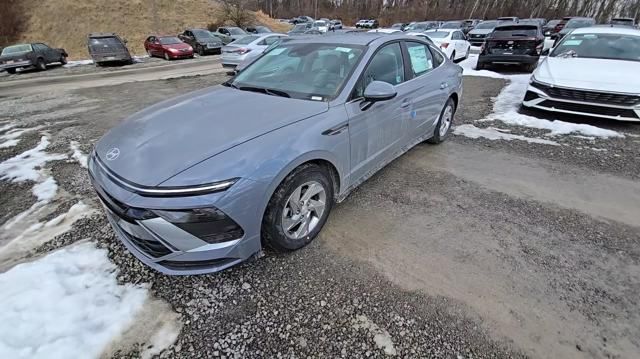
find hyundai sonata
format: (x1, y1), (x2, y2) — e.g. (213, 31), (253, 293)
(523, 27), (640, 122)
(89, 34), (463, 274)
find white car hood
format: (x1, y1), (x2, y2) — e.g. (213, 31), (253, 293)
(535, 57), (640, 93)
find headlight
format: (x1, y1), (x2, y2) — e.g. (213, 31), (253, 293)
(134, 178), (238, 197)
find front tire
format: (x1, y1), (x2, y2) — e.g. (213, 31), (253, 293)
(427, 98), (456, 144)
(262, 163), (334, 252)
(60, 55), (68, 65)
(6, 68), (16, 74)
(197, 45), (205, 56)
(164, 52), (171, 61)
(36, 58), (46, 71)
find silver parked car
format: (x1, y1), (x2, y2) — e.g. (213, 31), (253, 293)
(89, 34), (463, 275)
(221, 34), (287, 68)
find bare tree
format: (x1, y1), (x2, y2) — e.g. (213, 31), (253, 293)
(0, 0), (26, 48)
(219, 0), (256, 27)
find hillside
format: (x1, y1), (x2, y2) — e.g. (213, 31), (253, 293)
(11, 0), (288, 59)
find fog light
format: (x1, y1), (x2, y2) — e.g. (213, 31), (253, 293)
(155, 208), (244, 244)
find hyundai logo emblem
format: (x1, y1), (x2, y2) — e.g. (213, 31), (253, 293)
(106, 147), (120, 161)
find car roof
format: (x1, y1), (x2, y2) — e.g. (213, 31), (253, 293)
(571, 26), (640, 35)
(284, 33), (407, 46)
(426, 28), (458, 33)
(88, 32), (118, 37)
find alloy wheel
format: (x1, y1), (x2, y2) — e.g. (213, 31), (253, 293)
(439, 104), (453, 137)
(281, 181), (327, 240)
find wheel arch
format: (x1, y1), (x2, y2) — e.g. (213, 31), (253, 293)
(259, 151), (344, 219)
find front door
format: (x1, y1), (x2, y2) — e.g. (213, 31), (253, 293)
(345, 42), (412, 183)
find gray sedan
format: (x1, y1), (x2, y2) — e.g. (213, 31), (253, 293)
(221, 34), (287, 68)
(89, 34), (463, 275)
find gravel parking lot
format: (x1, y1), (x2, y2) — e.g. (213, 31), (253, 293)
(0, 57), (638, 358)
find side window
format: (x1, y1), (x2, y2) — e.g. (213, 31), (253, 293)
(261, 37), (279, 46)
(354, 42), (405, 98)
(405, 42), (434, 77)
(429, 46), (445, 67)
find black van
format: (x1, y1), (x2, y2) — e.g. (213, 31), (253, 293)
(87, 33), (133, 66)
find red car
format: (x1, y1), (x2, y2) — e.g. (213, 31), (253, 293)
(144, 35), (194, 60)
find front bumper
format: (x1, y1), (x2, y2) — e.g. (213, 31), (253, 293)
(167, 50), (194, 59)
(88, 154), (263, 275)
(0, 60), (32, 70)
(478, 54), (539, 65)
(522, 85), (640, 122)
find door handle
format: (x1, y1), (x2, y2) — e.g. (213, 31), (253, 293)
(440, 82), (449, 90)
(400, 100), (412, 109)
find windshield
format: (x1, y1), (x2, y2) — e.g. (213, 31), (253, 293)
(566, 19), (594, 28)
(475, 21), (497, 29)
(610, 19), (634, 25)
(1, 44), (32, 55)
(441, 22), (462, 29)
(425, 31), (450, 39)
(407, 22), (436, 31)
(231, 43), (364, 100)
(159, 37), (182, 45)
(313, 21), (327, 27)
(291, 24), (308, 32)
(551, 33), (640, 62)
(492, 25), (538, 37)
(193, 30), (214, 38)
(227, 27), (247, 35)
(255, 26), (271, 33)
(391, 23), (403, 28)
(89, 37), (123, 47)
(232, 35), (259, 45)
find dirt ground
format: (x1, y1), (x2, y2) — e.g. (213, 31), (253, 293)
(0, 61), (639, 359)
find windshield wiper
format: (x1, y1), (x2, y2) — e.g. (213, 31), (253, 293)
(222, 81), (239, 89)
(238, 86), (291, 98)
(557, 50), (578, 58)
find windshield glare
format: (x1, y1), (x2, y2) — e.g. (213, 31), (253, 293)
(476, 21), (497, 29)
(1, 44), (32, 55)
(193, 30), (214, 38)
(441, 22), (462, 28)
(566, 19), (593, 28)
(228, 27), (247, 35)
(159, 37), (182, 45)
(551, 33), (640, 62)
(232, 43), (364, 100)
(426, 31), (450, 38)
(232, 35), (260, 45)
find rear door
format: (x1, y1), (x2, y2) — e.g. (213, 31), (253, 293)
(402, 41), (449, 141)
(345, 42), (413, 182)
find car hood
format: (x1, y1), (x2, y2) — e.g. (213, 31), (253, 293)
(96, 86), (328, 186)
(469, 28), (493, 35)
(535, 57), (640, 93)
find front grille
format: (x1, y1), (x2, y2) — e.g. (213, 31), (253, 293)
(538, 100), (639, 118)
(160, 258), (234, 270)
(128, 235), (172, 258)
(531, 82), (640, 106)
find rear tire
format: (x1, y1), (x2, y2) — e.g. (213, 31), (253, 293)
(60, 56), (67, 65)
(262, 163), (334, 252)
(6, 68), (16, 74)
(464, 47), (470, 60)
(476, 62), (485, 70)
(36, 58), (46, 71)
(197, 45), (205, 56)
(450, 51), (456, 61)
(427, 97), (456, 144)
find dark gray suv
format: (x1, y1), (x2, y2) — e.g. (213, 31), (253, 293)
(88, 33), (133, 66)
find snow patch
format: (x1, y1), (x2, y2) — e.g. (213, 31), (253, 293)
(0, 125), (45, 148)
(0, 136), (66, 182)
(32, 177), (58, 202)
(481, 74), (624, 139)
(454, 124), (560, 146)
(0, 242), (148, 359)
(352, 315), (397, 356)
(69, 141), (88, 168)
(458, 54), (507, 79)
(62, 59), (94, 68)
(0, 202), (93, 271)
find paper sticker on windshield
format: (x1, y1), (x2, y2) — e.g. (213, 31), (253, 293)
(563, 39), (582, 46)
(267, 48), (287, 55)
(335, 47), (353, 53)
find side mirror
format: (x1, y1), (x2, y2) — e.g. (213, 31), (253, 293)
(541, 48), (550, 56)
(362, 81), (397, 110)
(123, 39), (128, 44)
